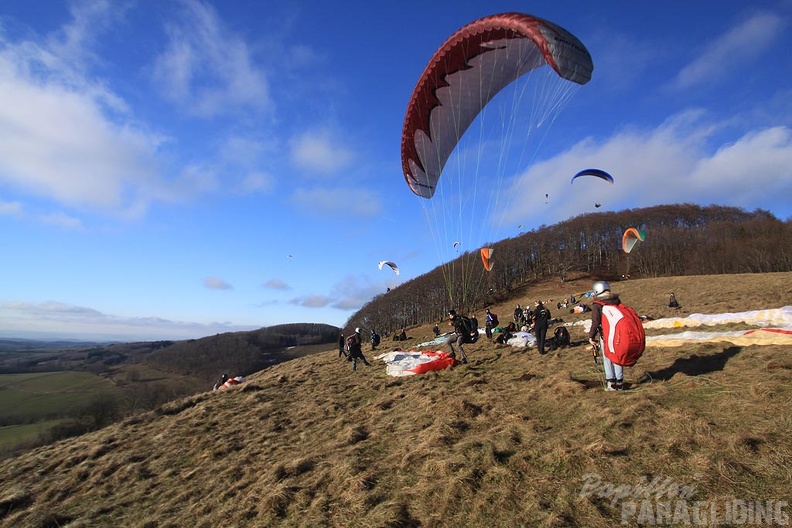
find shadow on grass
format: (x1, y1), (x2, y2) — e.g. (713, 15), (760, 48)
(645, 346), (742, 381)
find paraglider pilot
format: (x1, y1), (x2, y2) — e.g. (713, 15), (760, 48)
(447, 310), (470, 364)
(347, 328), (371, 371)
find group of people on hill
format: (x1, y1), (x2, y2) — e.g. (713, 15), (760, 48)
(440, 279), (648, 393)
(326, 279), (651, 393)
(445, 299), (555, 358)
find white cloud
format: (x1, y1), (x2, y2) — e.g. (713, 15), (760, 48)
(263, 279), (290, 290)
(329, 275), (382, 311)
(287, 274), (382, 312)
(40, 212), (84, 230)
(289, 130), (355, 174)
(503, 112), (792, 227)
(291, 294), (333, 308)
(0, 300), (256, 341)
(151, 0), (271, 118)
(4, 300), (104, 318)
(0, 7), (167, 218)
(291, 187), (381, 217)
(204, 276), (233, 290)
(0, 200), (23, 217)
(672, 12), (786, 90)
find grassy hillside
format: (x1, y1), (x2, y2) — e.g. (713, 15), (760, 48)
(0, 273), (790, 527)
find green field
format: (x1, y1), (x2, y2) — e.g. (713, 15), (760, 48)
(0, 420), (66, 452)
(0, 371), (120, 452)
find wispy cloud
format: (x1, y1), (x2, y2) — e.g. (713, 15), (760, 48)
(151, 0), (271, 118)
(504, 111), (792, 226)
(204, 276), (233, 290)
(40, 212), (84, 230)
(286, 274), (384, 313)
(290, 294), (333, 308)
(289, 130), (355, 175)
(671, 12), (786, 90)
(263, 279), (290, 290)
(0, 300), (256, 340)
(0, 200), (23, 217)
(0, 2), (165, 218)
(291, 187), (381, 217)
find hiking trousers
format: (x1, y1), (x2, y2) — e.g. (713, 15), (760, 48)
(351, 352), (371, 371)
(447, 333), (468, 361)
(536, 324), (548, 354)
(600, 337), (624, 381)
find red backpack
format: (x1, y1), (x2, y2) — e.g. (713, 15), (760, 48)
(594, 301), (646, 366)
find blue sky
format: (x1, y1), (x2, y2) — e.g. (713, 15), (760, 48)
(1, 1), (791, 341)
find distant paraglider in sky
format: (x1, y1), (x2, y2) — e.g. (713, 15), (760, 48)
(378, 260), (400, 275)
(595, 203), (602, 208)
(571, 168), (614, 185)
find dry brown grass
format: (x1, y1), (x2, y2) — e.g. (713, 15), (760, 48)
(1, 272), (791, 527)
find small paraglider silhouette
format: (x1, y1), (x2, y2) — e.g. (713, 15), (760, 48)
(545, 193), (549, 204)
(595, 203), (602, 208)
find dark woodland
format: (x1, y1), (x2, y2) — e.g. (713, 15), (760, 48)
(347, 204), (792, 335)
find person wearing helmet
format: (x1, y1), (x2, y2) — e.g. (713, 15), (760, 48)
(587, 281), (624, 391)
(346, 328), (371, 371)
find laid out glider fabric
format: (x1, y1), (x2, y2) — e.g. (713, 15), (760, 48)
(642, 306), (792, 330)
(570, 168), (614, 185)
(377, 260), (400, 275)
(401, 12), (593, 199)
(506, 331), (538, 348)
(622, 228), (647, 253)
(577, 306), (792, 347)
(480, 247), (494, 271)
(646, 328), (792, 347)
(216, 376), (246, 390)
(377, 350), (455, 376)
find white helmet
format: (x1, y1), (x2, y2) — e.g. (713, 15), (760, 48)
(355, 327), (361, 333)
(592, 280), (611, 295)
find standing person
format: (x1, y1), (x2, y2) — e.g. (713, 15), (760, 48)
(370, 330), (381, 350)
(338, 331), (346, 358)
(513, 304), (523, 324)
(347, 328), (371, 371)
(588, 281), (623, 391)
(446, 310), (470, 364)
(433, 323), (440, 336)
(484, 308), (496, 339)
(532, 301), (551, 355)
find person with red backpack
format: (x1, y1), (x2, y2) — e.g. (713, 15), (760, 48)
(587, 280), (646, 391)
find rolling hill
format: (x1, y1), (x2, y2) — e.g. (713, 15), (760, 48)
(1, 272), (790, 527)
